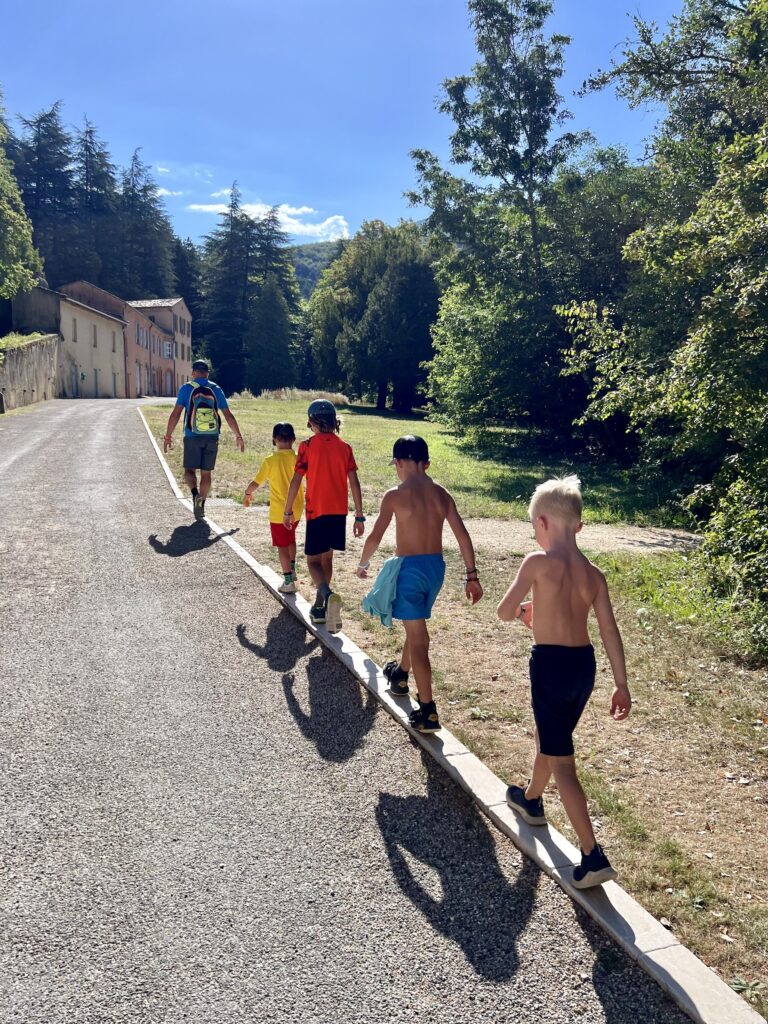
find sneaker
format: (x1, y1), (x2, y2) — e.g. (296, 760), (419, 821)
(278, 580), (297, 594)
(409, 701), (441, 733)
(572, 845), (618, 889)
(325, 592), (343, 634)
(193, 494), (205, 521)
(309, 603), (326, 625)
(383, 660), (409, 696)
(506, 785), (547, 826)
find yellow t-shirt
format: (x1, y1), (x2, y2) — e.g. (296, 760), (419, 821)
(253, 449), (304, 524)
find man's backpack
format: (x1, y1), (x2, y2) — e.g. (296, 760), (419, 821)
(186, 381), (221, 436)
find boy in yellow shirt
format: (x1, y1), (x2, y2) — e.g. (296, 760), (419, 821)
(244, 423), (304, 593)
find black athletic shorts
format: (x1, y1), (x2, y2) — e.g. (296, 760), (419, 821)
(529, 644), (596, 757)
(304, 514), (346, 556)
(183, 435), (219, 471)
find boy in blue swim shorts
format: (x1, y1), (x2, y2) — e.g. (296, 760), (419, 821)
(357, 436), (483, 732)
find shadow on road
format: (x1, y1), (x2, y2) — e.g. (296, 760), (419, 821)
(376, 753), (539, 982)
(281, 647), (378, 763)
(148, 521), (238, 556)
(236, 611), (319, 673)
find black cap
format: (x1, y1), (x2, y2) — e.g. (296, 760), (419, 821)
(191, 359), (209, 372)
(389, 435), (429, 464)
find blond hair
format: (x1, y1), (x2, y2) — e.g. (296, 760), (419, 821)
(529, 474), (583, 526)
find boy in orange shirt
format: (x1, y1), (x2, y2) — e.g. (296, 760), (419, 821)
(283, 400), (365, 633)
(243, 422), (304, 593)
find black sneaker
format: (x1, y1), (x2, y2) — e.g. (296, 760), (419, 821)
(309, 603), (326, 625)
(409, 701), (441, 733)
(506, 784), (547, 826)
(383, 660), (409, 696)
(572, 845), (618, 889)
(193, 494), (205, 521)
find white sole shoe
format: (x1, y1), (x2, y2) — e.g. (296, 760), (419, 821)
(325, 593), (343, 633)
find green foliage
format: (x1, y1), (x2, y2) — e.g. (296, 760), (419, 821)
(244, 273), (295, 392)
(308, 221), (438, 411)
(0, 95), (42, 300)
(289, 241), (342, 299)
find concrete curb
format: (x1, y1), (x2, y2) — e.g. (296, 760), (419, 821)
(138, 409), (765, 1024)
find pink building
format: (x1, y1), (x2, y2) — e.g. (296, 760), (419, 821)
(128, 298), (193, 396)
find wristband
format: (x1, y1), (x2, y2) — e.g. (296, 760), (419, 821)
(355, 515), (366, 522)
(517, 603), (526, 620)
(358, 559), (370, 570)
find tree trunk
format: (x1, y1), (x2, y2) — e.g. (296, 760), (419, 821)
(376, 380), (388, 409)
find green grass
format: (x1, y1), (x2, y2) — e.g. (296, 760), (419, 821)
(0, 331), (46, 352)
(144, 398), (684, 525)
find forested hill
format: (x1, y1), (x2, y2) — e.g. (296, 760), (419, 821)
(289, 240), (343, 299)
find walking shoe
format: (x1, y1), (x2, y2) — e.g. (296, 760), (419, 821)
(572, 845), (618, 889)
(409, 701), (441, 733)
(383, 660), (409, 696)
(309, 603), (326, 625)
(278, 580), (297, 594)
(325, 592), (343, 634)
(505, 784), (547, 826)
(193, 494), (205, 521)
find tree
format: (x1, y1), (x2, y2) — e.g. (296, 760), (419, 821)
(173, 236), (204, 332)
(115, 150), (175, 298)
(70, 117), (119, 286)
(244, 273), (295, 393)
(0, 94), (42, 301)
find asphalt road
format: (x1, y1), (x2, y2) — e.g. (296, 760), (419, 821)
(0, 400), (690, 1024)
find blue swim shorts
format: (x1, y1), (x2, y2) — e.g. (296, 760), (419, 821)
(391, 554), (446, 621)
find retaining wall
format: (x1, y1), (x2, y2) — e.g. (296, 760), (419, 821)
(0, 335), (59, 411)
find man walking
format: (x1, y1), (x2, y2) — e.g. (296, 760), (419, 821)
(163, 360), (245, 520)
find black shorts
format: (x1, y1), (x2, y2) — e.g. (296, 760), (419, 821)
(529, 644), (596, 757)
(304, 514), (346, 556)
(183, 435), (219, 471)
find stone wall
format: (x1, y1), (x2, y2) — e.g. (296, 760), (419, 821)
(0, 335), (59, 412)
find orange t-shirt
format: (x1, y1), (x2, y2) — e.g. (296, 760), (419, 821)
(294, 433), (357, 520)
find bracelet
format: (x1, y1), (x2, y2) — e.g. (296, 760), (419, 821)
(358, 559), (370, 570)
(355, 515), (366, 522)
(517, 603), (526, 620)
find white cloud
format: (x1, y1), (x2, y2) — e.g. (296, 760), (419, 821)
(157, 187), (184, 197)
(186, 200), (350, 241)
(210, 188), (232, 198)
(157, 166), (171, 174)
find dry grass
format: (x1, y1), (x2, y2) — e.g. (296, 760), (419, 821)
(230, 387), (352, 405)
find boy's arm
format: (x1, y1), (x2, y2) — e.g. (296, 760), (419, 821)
(282, 472), (303, 526)
(243, 480), (261, 508)
(356, 492), (395, 577)
(348, 470), (365, 538)
(593, 571), (632, 720)
(445, 494), (483, 604)
(497, 553), (541, 624)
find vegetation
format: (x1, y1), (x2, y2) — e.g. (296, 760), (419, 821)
(0, 92), (42, 301)
(289, 240), (342, 299)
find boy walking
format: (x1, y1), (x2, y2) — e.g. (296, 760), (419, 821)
(357, 435), (483, 733)
(497, 475), (632, 888)
(283, 400), (365, 633)
(243, 423), (304, 594)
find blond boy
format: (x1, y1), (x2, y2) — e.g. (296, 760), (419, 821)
(497, 475), (631, 888)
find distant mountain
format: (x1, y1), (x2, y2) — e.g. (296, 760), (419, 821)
(289, 240), (345, 300)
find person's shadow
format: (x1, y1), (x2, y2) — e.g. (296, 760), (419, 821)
(281, 647), (378, 763)
(148, 521), (238, 556)
(236, 611), (319, 673)
(376, 753), (539, 981)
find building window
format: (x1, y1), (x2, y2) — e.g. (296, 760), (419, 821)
(112, 331), (116, 353)
(164, 341), (172, 359)
(92, 324), (98, 348)
(173, 313), (178, 332)
(73, 317), (78, 341)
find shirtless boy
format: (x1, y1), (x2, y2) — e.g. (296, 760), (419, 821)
(357, 435), (483, 732)
(497, 475), (631, 888)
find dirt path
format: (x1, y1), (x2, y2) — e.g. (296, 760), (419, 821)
(205, 499), (700, 556)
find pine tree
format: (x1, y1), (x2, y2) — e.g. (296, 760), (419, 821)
(244, 272), (295, 393)
(70, 117), (119, 287)
(172, 236), (204, 329)
(116, 150), (175, 297)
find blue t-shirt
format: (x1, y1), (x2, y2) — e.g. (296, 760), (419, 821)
(176, 379), (229, 437)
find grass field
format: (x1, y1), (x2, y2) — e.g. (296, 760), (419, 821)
(143, 398), (767, 1013)
(145, 397), (686, 525)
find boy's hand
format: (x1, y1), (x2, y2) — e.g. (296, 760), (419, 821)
(353, 518), (365, 538)
(243, 489), (253, 508)
(520, 601), (533, 629)
(163, 434), (173, 453)
(610, 685), (632, 721)
(465, 579), (483, 604)
(356, 567), (368, 579)
(283, 512), (295, 528)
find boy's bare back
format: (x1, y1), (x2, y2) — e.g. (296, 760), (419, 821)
(526, 547), (604, 646)
(387, 475), (454, 556)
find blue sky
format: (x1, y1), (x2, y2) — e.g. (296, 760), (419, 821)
(3, 0), (681, 244)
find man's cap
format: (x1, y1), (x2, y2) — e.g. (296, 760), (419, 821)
(389, 435), (429, 464)
(307, 398), (337, 420)
(191, 359), (210, 372)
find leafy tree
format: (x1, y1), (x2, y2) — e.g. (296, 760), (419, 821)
(244, 272), (295, 393)
(0, 94), (42, 301)
(290, 240), (344, 299)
